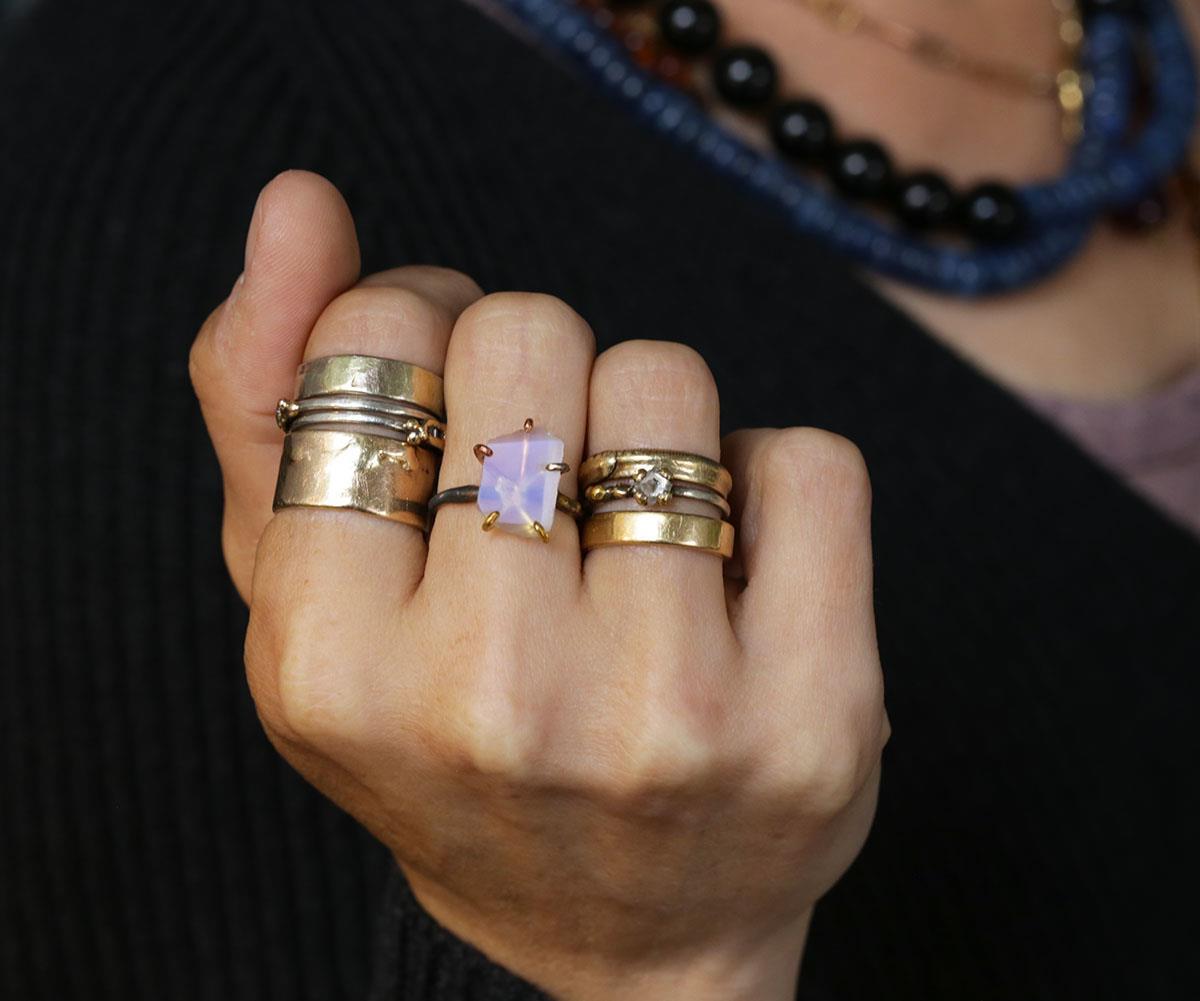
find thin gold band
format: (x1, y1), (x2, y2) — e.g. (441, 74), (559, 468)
(578, 449), (732, 497)
(273, 428), (437, 529)
(582, 510), (735, 558)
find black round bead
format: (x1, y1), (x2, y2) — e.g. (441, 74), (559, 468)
(659, 1), (722, 54)
(1081, 0), (1143, 19)
(960, 182), (1026, 243)
(829, 140), (894, 200)
(769, 99), (835, 162)
(712, 46), (778, 108)
(894, 171), (957, 231)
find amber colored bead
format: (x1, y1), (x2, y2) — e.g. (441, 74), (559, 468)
(655, 53), (694, 90)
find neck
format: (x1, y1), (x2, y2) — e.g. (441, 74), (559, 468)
(722, 0), (1200, 400)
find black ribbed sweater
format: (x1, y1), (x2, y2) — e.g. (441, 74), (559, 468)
(1, 1), (1196, 998)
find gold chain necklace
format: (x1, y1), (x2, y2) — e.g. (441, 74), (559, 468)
(789, 0), (1086, 140)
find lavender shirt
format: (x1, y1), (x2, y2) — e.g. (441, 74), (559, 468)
(1022, 367), (1200, 537)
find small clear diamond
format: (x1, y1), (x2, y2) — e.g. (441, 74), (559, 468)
(633, 467), (672, 505)
(477, 426), (565, 538)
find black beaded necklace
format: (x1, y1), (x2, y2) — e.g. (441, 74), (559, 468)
(586, 0), (1082, 243)
(508, 0), (1196, 294)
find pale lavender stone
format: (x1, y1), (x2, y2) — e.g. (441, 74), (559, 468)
(477, 427), (565, 537)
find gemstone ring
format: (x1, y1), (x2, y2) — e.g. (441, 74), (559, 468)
(426, 418), (582, 543)
(583, 467), (731, 518)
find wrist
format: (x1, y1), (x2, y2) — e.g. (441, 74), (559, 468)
(516, 912), (813, 1001)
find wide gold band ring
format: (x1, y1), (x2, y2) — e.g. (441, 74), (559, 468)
(294, 354), (445, 418)
(579, 449), (732, 497)
(272, 428), (438, 529)
(582, 510), (735, 558)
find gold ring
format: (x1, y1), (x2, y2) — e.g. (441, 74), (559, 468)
(272, 428), (438, 529)
(582, 510), (735, 558)
(584, 478), (731, 518)
(294, 354), (444, 418)
(579, 449), (732, 497)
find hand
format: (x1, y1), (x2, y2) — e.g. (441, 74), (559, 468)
(189, 171), (889, 1000)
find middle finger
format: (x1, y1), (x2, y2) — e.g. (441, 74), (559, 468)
(425, 293), (595, 594)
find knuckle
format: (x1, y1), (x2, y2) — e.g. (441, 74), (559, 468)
(591, 740), (725, 820)
(245, 601), (364, 749)
(359, 264), (483, 306)
(593, 340), (717, 412)
(455, 291), (595, 363)
(407, 265), (485, 307)
(796, 733), (866, 817)
(762, 428), (871, 514)
(451, 704), (538, 783)
(313, 284), (456, 344)
(428, 631), (542, 783)
(187, 306), (227, 404)
(586, 701), (726, 817)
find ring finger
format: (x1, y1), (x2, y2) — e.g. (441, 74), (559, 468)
(582, 340), (732, 631)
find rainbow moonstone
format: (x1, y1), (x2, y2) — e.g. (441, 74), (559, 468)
(477, 426), (564, 538)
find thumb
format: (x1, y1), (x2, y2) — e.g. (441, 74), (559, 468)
(189, 170), (361, 600)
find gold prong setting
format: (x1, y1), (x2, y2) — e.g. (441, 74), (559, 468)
(472, 417), (569, 542)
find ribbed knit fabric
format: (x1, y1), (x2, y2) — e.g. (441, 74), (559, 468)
(0, 1), (1196, 999)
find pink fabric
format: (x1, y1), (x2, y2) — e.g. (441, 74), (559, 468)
(1022, 366), (1200, 537)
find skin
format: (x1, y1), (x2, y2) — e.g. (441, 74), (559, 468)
(189, 2), (1197, 996)
(190, 172), (887, 999)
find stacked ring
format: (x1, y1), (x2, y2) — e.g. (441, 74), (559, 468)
(579, 449), (735, 558)
(273, 355), (446, 529)
(426, 418), (583, 543)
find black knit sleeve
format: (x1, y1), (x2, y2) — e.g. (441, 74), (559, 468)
(0, 1), (574, 998)
(368, 866), (552, 1001)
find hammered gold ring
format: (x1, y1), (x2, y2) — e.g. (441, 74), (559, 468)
(272, 355), (446, 528)
(273, 428), (438, 529)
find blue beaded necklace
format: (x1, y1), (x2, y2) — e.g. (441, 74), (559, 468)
(495, 0), (1198, 296)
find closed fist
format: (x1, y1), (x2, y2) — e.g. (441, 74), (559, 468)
(190, 171), (888, 1000)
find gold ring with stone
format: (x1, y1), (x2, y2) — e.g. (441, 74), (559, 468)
(583, 475), (731, 518)
(578, 449), (732, 498)
(273, 427), (438, 529)
(429, 417), (577, 543)
(581, 510), (735, 558)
